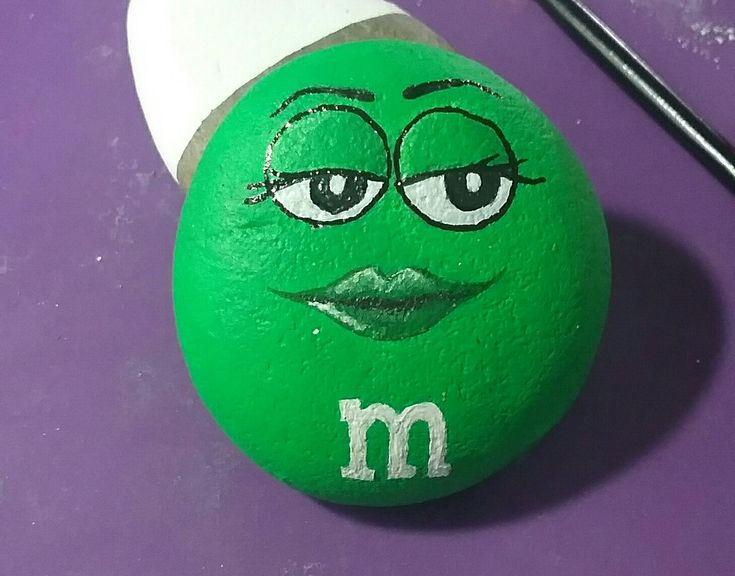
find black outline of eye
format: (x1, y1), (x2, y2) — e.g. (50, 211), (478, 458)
(394, 106), (544, 232)
(246, 104), (392, 227)
(268, 168), (389, 226)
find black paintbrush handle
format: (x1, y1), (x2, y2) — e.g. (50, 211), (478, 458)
(538, 0), (735, 193)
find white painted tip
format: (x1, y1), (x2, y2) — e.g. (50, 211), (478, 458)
(127, 0), (406, 180)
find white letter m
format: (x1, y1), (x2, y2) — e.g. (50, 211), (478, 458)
(340, 399), (452, 481)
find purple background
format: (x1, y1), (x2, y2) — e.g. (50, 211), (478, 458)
(1, 0), (733, 574)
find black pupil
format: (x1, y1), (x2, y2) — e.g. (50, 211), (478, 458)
(310, 173), (370, 215)
(443, 167), (503, 212)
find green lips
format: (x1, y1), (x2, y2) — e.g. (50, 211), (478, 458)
(273, 267), (502, 340)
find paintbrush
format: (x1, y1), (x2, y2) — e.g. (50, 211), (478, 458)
(538, 0), (735, 192)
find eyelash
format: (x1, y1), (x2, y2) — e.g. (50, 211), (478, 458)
(244, 169), (388, 206)
(400, 154), (505, 186)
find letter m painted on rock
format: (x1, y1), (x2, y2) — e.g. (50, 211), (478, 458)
(339, 399), (452, 481)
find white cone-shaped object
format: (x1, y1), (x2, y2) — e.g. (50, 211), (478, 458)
(126, 0), (433, 182)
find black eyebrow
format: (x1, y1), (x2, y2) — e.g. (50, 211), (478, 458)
(403, 79), (502, 100)
(271, 87), (376, 117)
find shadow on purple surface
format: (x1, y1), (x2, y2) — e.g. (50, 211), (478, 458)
(322, 213), (725, 528)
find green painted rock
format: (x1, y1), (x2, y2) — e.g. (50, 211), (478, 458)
(174, 40), (610, 506)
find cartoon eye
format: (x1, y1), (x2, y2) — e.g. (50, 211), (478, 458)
(400, 162), (516, 230)
(271, 169), (388, 225)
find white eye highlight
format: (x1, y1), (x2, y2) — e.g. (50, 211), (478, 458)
(401, 166), (515, 230)
(466, 172), (483, 193)
(329, 174), (347, 195)
(273, 171), (387, 225)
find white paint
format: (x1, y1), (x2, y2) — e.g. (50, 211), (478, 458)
(403, 175), (513, 228)
(127, 0), (405, 179)
(465, 171), (482, 193)
(329, 174), (347, 196)
(274, 178), (384, 223)
(628, 0), (733, 65)
(690, 20), (735, 45)
(340, 399), (451, 481)
(309, 302), (368, 333)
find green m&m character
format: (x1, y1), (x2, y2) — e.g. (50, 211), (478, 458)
(128, 0), (610, 505)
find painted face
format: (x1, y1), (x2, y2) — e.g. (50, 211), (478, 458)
(174, 41), (610, 506)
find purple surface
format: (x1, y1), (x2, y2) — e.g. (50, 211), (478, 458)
(1, 0), (733, 574)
